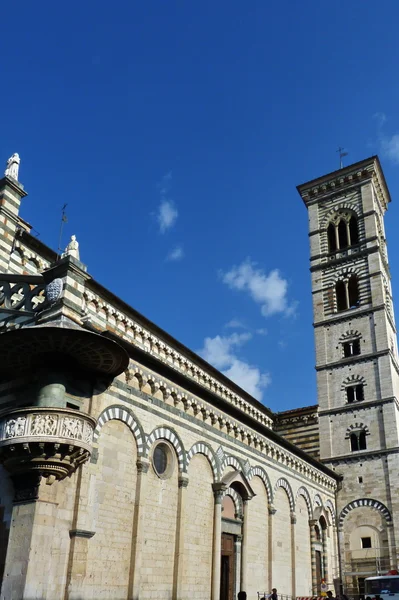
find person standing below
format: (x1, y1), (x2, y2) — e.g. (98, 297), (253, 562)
(237, 592), (247, 600)
(269, 588), (278, 600)
(327, 591), (336, 600)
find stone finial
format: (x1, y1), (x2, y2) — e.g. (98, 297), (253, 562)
(64, 234), (80, 260)
(4, 153), (20, 181)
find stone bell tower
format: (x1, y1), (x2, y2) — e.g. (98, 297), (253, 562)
(298, 157), (399, 591)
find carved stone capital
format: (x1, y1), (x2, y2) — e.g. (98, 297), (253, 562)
(212, 481), (227, 503)
(290, 511), (297, 525)
(268, 504), (277, 515)
(69, 529), (95, 539)
(136, 457), (150, 474)
(178, 474), (189, 488)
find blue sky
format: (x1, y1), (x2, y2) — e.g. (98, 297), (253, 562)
(2, 1), (399, 411)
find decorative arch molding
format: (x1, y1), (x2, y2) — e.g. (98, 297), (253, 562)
(339, 329), (362, 342)
(341, 374), (366, 391)
(186, 442), (219, 481)
(345, 423), (370, 439)
(248, 466), (273, 503)
(224, 487), (243, 516)
(146, 426), (185, 472)
(274, 477), (295, 512)
(325, 499), (336, 527)
(323, 204), (361, 229)
(339, 498), (392, 530)
(93, 404), (145, 455)
(296, 486), (313, 519)
(335, 267), (361, 283)
(221, 454), (243, 475)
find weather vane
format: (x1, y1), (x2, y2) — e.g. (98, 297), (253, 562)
(56, 204), (68, 260)
(337, 147), (348, 169)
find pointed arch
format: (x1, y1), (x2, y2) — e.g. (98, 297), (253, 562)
(94, 404), (145, 455)
(339, 498), (392, 530)
(146, 426), (185, 472)
(296, 486), (313, 519)
(248, 466), (273, 503)
(186, 442), (219, 481)
(274, 477), (295, 512)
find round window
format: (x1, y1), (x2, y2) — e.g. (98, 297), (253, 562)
(153, 443), (169, 476)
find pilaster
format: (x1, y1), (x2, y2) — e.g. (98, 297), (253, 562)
(173, 473), (189, 600)
(0, 176), (27, 273)
(130, 457), (150, 599)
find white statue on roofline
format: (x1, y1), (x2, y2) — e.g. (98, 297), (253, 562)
(5, 153), (20, 181)
(64, 235), (80, 260)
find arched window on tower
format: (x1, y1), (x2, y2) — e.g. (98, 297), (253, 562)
(349, 430), (367, 452)
(328, 223), (337, 253)
(348, 276), (360, 308)
(349, 215), (359, 245)
(346, 384), (364, 403)
(338, 219), (348, 249)
(336, 280), (347, 311)
(350, 433), (359, 451)
(359, 430), (367, 450)
(327, 212), (360, 253)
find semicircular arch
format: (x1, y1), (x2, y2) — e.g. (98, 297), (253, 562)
(339, 498), (392, 530)
(248, 466), (273, 504)
(186, 442), (219, 481)
(296, 486), (313, 519)
(146, 425), (185, 472)
(94, 404), (145, 455)
(274, 477), (295, 512)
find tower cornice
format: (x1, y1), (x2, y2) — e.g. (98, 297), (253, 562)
(297, 155), (391, 211)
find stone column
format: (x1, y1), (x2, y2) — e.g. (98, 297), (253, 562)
(322, 527), (329, 584)
(268, 504), (276, 589)
(291, 512), (297, 598)
(241, 500), (249, 592)
(234, 535), (242, 599)
(211, 487), (224, 600)
(173, 473), (189, 600)
(129, 457), (150, 599)
(310, 519), (318, 595)
(387, 523), (396, 570)
(0, 477), (40, 600)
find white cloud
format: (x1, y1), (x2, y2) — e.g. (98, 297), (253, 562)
(166, 245), (184, 261)
(225, 318), (246, 329)
(381, 135), (399, 165)
(200, 332), (252, 369)
(256, 328), (268, 336)
(374, 113), (399, 165)
(221, 259), (295, 317)
(199, 332), (270, 400)
(223, 360), (271, 399)
(158, 199), (178, 233)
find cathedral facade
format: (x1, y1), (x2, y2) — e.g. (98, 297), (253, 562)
(0, 155), (396, 600)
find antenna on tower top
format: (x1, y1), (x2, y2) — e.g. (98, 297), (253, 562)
(337, 147), (348, 169)
(56, 204), (68, 260)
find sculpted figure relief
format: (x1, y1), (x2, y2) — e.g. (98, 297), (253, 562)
(83, 421), (93, 444)
(4, 153), (20, 180)
(62, 417), (83, 439)
(5, 417), (26, 438)
(30, 414), (58, 436)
